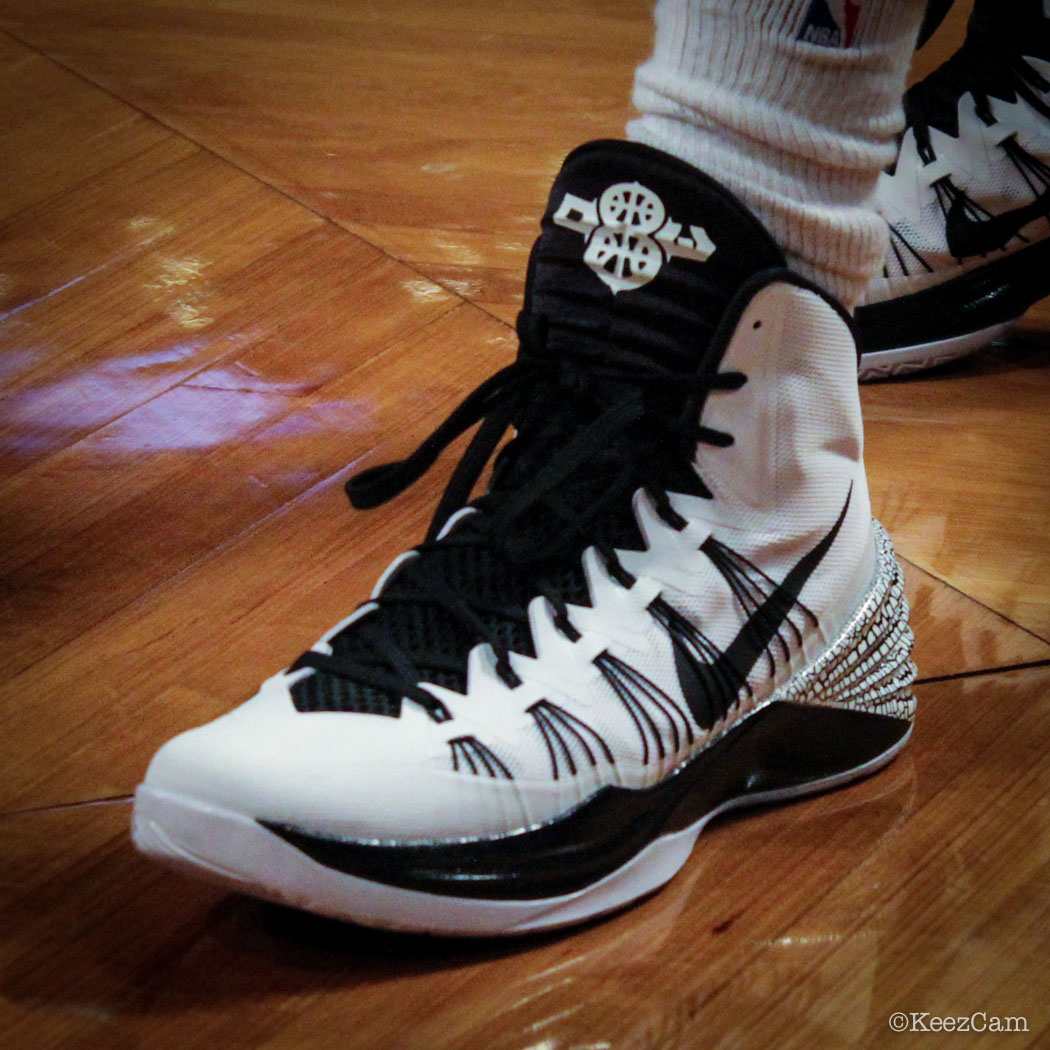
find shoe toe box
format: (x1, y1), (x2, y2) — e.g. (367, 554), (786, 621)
(140, 673), (538, 842)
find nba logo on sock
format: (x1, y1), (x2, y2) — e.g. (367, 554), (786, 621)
(797, 0), (860, 48)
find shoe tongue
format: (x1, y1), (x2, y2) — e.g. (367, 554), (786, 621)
(523, 140), (785, 370)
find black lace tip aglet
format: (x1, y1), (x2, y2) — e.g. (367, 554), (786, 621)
(346, 459), (420, 510)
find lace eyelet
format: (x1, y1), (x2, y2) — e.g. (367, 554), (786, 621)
(607, 559), (636, 588)
(497, 662), (522, 688)
(657, 504), (688, 531)
(428, 700), (453, 723)
(555, 614), (581, 642)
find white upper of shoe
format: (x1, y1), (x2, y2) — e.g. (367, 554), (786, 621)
(143, 278), (878, 844)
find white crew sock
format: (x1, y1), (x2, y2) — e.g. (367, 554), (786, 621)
(628, 0), (927, 308)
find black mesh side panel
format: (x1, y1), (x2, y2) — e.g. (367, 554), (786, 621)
(291, 673), (404, 717)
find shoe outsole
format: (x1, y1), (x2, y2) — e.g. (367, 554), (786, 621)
(132, 727), (910, 937)
(858, 321), (1013, 381)
(857, 237), (1050, 380)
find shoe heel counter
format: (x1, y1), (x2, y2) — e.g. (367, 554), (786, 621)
(779, 521), (917, 724)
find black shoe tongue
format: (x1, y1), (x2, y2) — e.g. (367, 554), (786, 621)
(523, 140), (785, 370)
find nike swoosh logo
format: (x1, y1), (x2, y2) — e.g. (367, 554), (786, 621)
(945, 186), (1050, 259)
(671, 488), (852, 730)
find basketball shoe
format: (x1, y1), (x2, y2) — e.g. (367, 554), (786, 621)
(856, 6), (1050, 379)
(133, 141), (916, 936)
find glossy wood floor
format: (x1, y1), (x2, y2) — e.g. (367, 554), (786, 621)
(2, 2), (1049, 1047)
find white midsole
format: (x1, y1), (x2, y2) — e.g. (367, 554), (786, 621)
(859, 322), (1012, 381)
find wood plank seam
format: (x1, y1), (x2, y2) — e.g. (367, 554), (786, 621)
(898, 554), (1050, 650)
(0, 27), (522, 335)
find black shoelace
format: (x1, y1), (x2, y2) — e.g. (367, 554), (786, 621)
(905, 27), (1050, 165)
(290, 313), (745, 720)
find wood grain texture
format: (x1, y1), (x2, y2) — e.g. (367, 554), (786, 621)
(0, 304), (513, 809)
(0, 0), (652, 325)
(863, 342), (1050, 640)
(0, 0), (1048, 1046)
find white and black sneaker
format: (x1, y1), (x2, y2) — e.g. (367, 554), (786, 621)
(857, 5), (1050, 379)
(133, 141), (916, 936)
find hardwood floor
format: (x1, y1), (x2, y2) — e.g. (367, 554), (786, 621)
(1, 2), (1048, 1047)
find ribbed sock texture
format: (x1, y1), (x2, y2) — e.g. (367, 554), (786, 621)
(628, 0), (927, 308)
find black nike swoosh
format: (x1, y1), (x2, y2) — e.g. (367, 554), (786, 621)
(672, 487), (852, 730)
(945, 187), (1050, 259)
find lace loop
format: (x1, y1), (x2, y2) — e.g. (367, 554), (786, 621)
(348, 314), (742, 536)
(905, 32), (1050, 165)
(311, 311), (745, 716)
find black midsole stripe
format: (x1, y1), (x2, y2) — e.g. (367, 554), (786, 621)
(856, 237), (1050, 354)
(260, 700), (909, 901)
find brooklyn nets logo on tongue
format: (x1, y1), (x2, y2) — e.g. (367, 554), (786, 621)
(553, 181), (716, 295)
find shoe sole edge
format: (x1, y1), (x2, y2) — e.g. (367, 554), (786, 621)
(858, 322), (1013, 381)
(856, 236), (1050, 377)
(132, 725), (910, 938)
